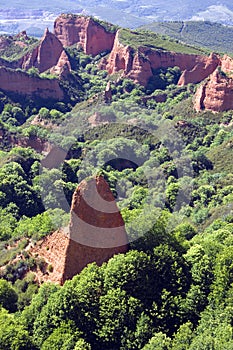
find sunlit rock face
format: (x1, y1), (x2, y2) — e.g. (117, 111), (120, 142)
(62, 175), (129, 283)
(194, 69), (233, 112)
(30, 176), (128, 285)
(54, 14), (116, 56)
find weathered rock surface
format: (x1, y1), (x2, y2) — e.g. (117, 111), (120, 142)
(30, 230), (70, 284)
(49, 49), (71, 77)
(194, 70), (233, 112)
(178, 52), (220, 85)
(20, 28), (64, 73)
(30, 175), (128, 284)
(0, 66), (64, 100)
(9, 134), (53, 154)
(220, 54), (233, 74)
(3, 16), (233, 111)
(54, 14), (116, 56)
(63, 175), (128, 282)
(103, 31), (220, 86)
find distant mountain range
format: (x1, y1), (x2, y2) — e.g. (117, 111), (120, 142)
(1, 1), (233, 36)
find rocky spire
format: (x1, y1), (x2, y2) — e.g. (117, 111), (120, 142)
(62, 175), (129, 282)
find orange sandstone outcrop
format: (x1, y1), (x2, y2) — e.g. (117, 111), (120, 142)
(20, 28), (65, 73)
(54, 14), (116, 56)
(49, 50), (71, 77)
(178, 52), (220, 85)
(0, 67), (64, 100)
(194, 70), (233, 112)
(63, 175), (128, 282)
(220, 54), (233, 74)
(9, 135), (53, 154)
(103, 31), (220, 86)
(30, 175), (128, 284)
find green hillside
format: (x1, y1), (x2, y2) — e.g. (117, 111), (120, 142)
(119, 28), (208, 54)
(140, 21), (233, 54)
(0, 16), (233, 350)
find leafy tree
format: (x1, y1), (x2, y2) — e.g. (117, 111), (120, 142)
(0, 279), (18, 312)
(171, 322), (194, 350)
(0, 161), (42, 216)
(38, 107), (50, 119)
(96, 288), (146, 349)
(41, 321), (83, 350)
(142, 332), (171, 350)
(0, 308), (34, 350)
(0, 207), (17, 240)
(20, 283), (60, 334)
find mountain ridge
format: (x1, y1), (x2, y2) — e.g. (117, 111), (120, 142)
(1, 1), (233, 36)
(141, 20), (233, 54)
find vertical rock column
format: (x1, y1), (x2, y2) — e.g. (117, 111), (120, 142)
(62, 175), (128, 282)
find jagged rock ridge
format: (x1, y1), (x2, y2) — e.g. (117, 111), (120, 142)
(1, 14), (233, 111)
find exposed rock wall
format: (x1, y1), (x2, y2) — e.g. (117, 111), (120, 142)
(30, 175), (128, 284)
(63, 175), (128, 282)
(194, 70), (233, 112)
(220, 54), (233, 74)
(0, 67), (64, 100)
(20, 28), (65, 73)
(50, 50), (71, 76)
(178, 53), (220, 85)
(104, 31), (220, 86)
(54, 14), (116, 56)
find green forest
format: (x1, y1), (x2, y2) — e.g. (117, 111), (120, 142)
(0, 23), (233, 350)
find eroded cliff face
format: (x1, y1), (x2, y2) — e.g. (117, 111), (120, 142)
(0, 67), (64, 100)
(63, 175), (128, 282)
(20, 28), (65, 73)
(54, 14), (116, 56)
(0, 28), (71, 100)
(9, 135), (53, 154)
(178, 52), (220, 85)
(194, 70), (233, 112)
(30, 175), (128, 284)
(103, 31), (220, 86)
(2, 16), (233, 111)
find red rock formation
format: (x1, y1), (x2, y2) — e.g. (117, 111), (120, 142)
(141, 93), (167, 104)
(194, 70), (233, 112)
(30, 175), (128, 284)
(0, 67), (64, 100)
(220, 54), (233, 74)
(63, 175), (128, 282)
(178, 53), (220, 86)
(105, 31), (134, 75)
(30, 230), (70, 284)
(104, 30), (221, 86)
(49, 50), (71, 77)
(54, 14), (116, 56)
(9, 135), (53, 154)
(21, 28), (64, 73)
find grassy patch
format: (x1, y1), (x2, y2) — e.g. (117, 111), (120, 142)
(119, 28), (207, 55)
